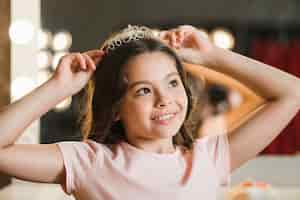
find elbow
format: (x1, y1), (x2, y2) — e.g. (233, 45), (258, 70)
(268, 85), (300, 103)
(294, 85), (300, 100)
(288, 80), (300, 101)
(289, 93), (300, 109)
(269, 92), (300, 110)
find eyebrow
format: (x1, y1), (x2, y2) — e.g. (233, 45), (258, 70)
(128, 72), (180, 90)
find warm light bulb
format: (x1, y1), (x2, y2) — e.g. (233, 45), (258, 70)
(211, 28), (235, 49)
(9, 20), (35, 45)
(37, 50), (52, 69)
(37, 30), (52, 49)
(52, 31), (72, 51)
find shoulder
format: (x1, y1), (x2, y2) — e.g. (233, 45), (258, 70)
(56, 139), (106, 154)
(193, 134), (230, 160)
(56, 139), (116, 167)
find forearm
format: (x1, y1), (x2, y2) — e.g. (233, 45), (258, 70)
(0, 79), (66, 148)
(204, 47), (300, 100)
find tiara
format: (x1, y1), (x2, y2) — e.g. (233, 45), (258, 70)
(101, 25), (160, 53)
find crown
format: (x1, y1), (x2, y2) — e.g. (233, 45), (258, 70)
(101, 25), (160, 53)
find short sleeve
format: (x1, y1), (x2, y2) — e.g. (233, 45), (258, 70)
(195, 134), (231, 186)
(56, 140), (103, 195)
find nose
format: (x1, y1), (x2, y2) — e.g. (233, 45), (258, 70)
(155, 93), (172, 108)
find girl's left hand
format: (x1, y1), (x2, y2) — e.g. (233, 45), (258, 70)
(159, 25), (215, 65)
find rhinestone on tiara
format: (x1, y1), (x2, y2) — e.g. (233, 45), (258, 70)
(101, 25), (160, 53)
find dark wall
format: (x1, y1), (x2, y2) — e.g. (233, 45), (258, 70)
(42, 0), (300, 51)
(42, 0), (122, 51)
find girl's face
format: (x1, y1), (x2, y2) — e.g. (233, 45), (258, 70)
(118, 52), (188, 143)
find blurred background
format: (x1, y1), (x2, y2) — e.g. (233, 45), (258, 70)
(1, 0), (300, 199)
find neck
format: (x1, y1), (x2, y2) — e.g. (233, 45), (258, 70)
(126, 136), (176, 154)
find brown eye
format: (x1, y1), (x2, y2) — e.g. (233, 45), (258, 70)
(136, 88), (151, 96)
(169, 79), (178, 87)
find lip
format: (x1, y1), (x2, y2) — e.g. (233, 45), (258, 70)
(151, 112), (177, 125)
(151, 112), (176, 119)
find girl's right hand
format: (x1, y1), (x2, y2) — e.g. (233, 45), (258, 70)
(51, 50), (105, 96)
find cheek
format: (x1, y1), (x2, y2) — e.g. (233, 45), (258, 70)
(121, 101), (153, 132)
(121, 98), (153, 119)
(182, 95), (189, 114)
(175, 87), (189, 107)
(177, 91), (189, 118)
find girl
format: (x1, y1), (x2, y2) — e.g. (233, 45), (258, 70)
(0, 24), (300, 200)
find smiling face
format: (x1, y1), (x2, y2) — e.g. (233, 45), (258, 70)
(118, 52), (188, 144)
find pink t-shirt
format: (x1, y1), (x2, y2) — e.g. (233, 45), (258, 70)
(56, 134), (231, 200)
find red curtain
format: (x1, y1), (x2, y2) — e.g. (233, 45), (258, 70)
(250, 38), (300, 154)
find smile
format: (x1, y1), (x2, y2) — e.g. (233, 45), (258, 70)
(152, 113), (177, 124)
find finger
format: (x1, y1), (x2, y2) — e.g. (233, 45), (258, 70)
(178, 30), (185, 44)
(174, 31), (183, 48)
(171, 32), (177, 47)
(172, 30), (183, 47)
(160, 31), (170, 42)
(83, 53), (96, 71)
(74, 53), (87, 70)
(59, 53), (82, 70)
(158, 31), (167, 40)
(159, 32), (172, 46)
(58, 54), (73, 67)
(160, 36), (169, 46)
(94, 50), (105, 64)
(181, 32), (197, 47)
(85, 50), (105, 60)
(89, 50), (105, 64)
(85, 49), (103, 56)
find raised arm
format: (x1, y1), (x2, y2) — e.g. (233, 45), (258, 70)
(208, 47), (300, 171)
(161, 25), (300, 171)
(0, 50), (103, 183)
(183, 62), (266, 133)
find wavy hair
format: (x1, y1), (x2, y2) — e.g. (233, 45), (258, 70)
(79, 37), (197, 149)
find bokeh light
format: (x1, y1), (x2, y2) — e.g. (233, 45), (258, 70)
(211, 28), (235, 49)
(9, 20), (35, 45)
(52, 31), (72, 51)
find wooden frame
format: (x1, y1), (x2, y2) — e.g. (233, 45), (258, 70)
(183, 62), (267, 135)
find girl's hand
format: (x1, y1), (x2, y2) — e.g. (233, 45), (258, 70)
(51, 50), (105, 96)
(159, 25), (215, 65)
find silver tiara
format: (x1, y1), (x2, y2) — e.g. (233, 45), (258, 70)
(101, 25), (160, 53)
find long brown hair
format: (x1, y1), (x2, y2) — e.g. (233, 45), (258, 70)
(79, 38), (196, 149)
